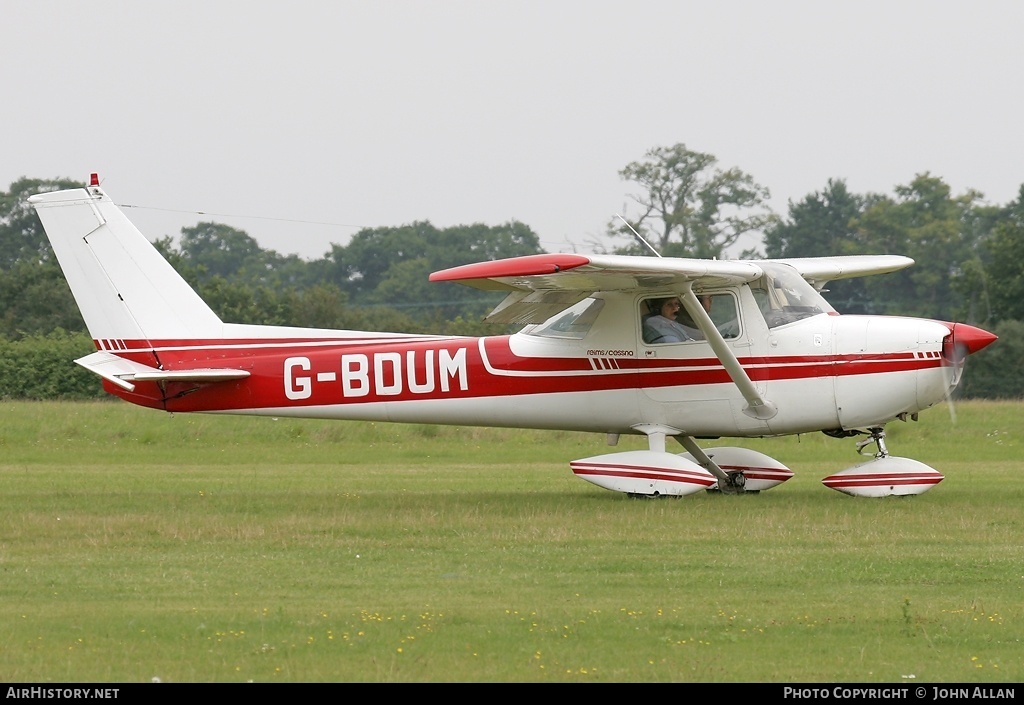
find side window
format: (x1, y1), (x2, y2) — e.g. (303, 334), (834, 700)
(641, 293), (739, 344)
(702, 293), (740, 339)
(526, 297), (605, 339)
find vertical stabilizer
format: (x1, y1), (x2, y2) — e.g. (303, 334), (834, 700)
(30, 183), (224, 343)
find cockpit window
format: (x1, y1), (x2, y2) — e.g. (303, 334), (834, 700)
(751, 263), (835, 329)
(641, 293), (739, 344)
(524, 297), (605, 339)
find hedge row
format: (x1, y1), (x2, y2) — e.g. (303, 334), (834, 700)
(0, 331), (106, 400)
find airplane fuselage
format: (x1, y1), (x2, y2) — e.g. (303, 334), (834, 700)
(102, 287), (956, 440)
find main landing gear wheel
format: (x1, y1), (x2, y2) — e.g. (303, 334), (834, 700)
(709, 471), (747, 495)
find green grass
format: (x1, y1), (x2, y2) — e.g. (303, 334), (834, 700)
(0, 400), (1021, 682)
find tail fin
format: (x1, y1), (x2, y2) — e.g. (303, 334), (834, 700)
(30, 180), (224, 345)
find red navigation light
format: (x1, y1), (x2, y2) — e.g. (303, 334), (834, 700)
(90, 173), (100, 187)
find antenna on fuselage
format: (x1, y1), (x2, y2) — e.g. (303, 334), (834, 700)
(616, 214), (662, 258)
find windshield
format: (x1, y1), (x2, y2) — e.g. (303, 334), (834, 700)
(751, 263), (835, 329)
(524, 297), (605, 339)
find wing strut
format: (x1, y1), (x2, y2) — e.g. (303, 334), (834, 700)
(675, 435), (729, 482)
(678, 283), (777, 420)
(675, 435), (748, 494)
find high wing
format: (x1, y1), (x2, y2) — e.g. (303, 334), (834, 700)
(430, 252), (913, 324)
(430, 253), (764, 324)
(768, 254), (914, 291)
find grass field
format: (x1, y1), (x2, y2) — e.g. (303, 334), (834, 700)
(0, 399), (1021, 683)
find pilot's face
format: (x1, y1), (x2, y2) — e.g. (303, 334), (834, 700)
(661, 298), (681, 319)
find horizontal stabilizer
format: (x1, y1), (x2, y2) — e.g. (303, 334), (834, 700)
(75, 351), (250, 392)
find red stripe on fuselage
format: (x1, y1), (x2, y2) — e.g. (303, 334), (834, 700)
(97, 334), (943, 412)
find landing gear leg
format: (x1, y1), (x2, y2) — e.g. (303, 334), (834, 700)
(855, 426), (889, 458)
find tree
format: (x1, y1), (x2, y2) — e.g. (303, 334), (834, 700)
(0, 260), (85, 338)
(983, 185), (1024, 323)
(763, 179), (864, 258)
(330, 222), (441, 298)
(0, 177), (82, 269)
(612, 143), (775, 258)
(0, 178), (88, 338)
(178, 222), (267, 281)
(852, 174), (987, 319)
(763, 179), (873, 312)
(955, 319), (1024, 399)
(319, 220), (543, 319)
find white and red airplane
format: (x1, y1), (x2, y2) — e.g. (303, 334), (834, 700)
(31, 176), (997, 499)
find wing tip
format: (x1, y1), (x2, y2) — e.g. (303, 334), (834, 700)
(429, 253), (591, 282)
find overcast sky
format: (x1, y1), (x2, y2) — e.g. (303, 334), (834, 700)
(4, 1), (1022, 260)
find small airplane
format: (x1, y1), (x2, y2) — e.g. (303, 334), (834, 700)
(31, 175), (997, 499)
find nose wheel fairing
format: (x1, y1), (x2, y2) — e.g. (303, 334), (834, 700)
(822, 456), (944, 497)
(821, 426), (944, 497)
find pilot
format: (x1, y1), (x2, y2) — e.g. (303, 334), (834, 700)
(643, 297), (699, 343)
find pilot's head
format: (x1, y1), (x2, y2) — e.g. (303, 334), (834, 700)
(655, 297), (681, 319)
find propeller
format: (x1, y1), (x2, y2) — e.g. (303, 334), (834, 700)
(939, 322), (998, 423)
